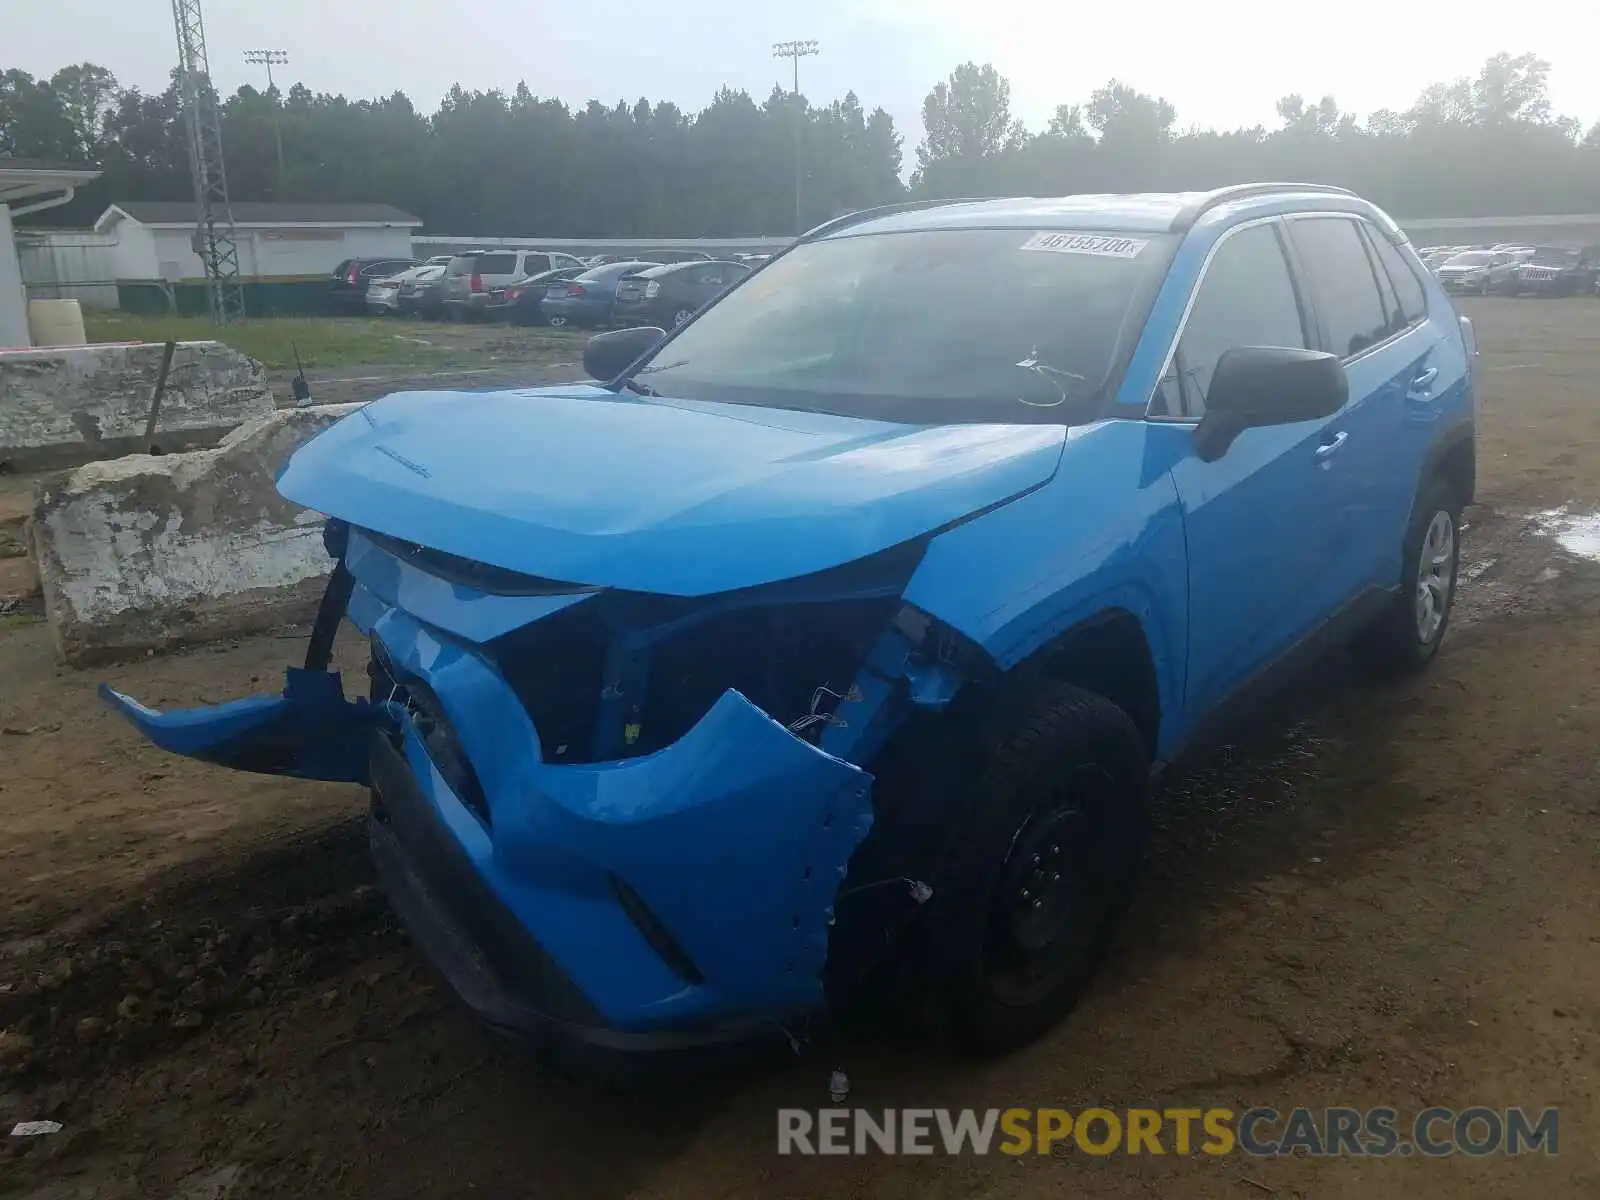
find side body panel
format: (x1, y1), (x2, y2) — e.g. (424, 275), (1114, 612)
(904, 419), (1192, 758)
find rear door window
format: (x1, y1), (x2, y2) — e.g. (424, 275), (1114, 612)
(475, 254), (518, 275)
(1288, 217), (1393, 358)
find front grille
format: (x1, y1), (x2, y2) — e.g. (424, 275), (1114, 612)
(492, 602), (610, 764)
(370, 646), (493, 826)
(636, 598), (896, 755)
(491, 591), (898, 764)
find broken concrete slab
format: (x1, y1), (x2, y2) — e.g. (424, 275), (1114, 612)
(32, 403), (364, 665)
(0, 341), (275, 469)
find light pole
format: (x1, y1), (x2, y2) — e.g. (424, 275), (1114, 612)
(243, 49), (289, 196)
(772, 39), (819, 236)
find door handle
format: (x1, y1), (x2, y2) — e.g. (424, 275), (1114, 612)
(1314, 431), (1348, 460)
(1407, 366), (1439, 398)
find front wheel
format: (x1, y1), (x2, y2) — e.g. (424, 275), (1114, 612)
(918, 682), (1148, 1054)
(672, 307), (695, 327)
(1351, 477), (1462, 677)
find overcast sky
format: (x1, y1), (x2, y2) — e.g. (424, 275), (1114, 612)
(12, 0), (1598, 159)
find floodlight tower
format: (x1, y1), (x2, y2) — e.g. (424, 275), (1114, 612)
(173, 0), (245, 324)
(772, 39), (820, 236)
(244, 49), (290, 195)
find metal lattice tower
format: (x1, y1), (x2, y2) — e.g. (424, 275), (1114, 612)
(172, 0), (245, 324)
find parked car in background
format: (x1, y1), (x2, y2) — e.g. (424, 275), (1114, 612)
(402, 263), (452, 318)
(613, 260), (751, 328)
(329, 257), (420, 314)
(1507, 246), (1600, 297)
(366, 257), (453, 315)
(485, 265), (589, 325)
(1434, 249), (1522, 295)
(444, 248), (588, 319)
(538, 260), (659, 328)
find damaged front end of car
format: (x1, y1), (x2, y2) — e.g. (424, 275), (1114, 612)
(101, 513), (987, 1073)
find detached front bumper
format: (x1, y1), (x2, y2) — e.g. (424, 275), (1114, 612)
(102, 564), (880, 1066)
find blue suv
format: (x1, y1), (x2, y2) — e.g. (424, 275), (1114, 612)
(105, 183), (1477, 1076)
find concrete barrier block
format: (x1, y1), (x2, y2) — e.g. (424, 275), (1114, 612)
(0, 341), (276, 467)
(32, 403), (364, 665)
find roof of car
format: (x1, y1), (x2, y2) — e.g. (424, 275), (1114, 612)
(578, 260), (659, 276)
(822, 184), (1385, 240)
(637, 259), (744, 277)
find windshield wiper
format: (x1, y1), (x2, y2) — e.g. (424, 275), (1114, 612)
(617, 377), (659, 397)
(635, 358), (688, 376)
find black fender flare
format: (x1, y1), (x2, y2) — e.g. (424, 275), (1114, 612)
(1417, 418), (1476, 511)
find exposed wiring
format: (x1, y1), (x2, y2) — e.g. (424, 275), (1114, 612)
(786, 683), (862, 735)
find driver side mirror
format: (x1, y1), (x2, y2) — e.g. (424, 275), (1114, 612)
(583, 326), (665, 383)
(1193, 346), (1347, 462)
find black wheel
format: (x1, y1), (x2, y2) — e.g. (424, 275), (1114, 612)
(1351, 476), (1462, 677)
(919, 682), (1148, 1054)
(672, 307), (695, 327)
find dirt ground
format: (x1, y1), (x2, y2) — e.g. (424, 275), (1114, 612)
(3, 298), (1599, 1199)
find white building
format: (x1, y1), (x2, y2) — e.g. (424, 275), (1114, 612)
(0, 158), (101, 347)
(92, 201), (423, 282)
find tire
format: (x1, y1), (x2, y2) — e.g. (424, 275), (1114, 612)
(672, 307), (695, 327)
(918, 682), (1148, 1054)
(547, 314), (569, 329)
(1351, 476), (1462, 677)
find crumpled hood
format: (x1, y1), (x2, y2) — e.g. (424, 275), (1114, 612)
(278, 385), (1066, 596)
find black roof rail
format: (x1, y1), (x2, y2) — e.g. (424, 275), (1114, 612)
(1169, 182), (1358, 232)
(797, 196), (1013, 243)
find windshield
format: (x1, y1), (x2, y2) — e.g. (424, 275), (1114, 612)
(1530, 248), (1576, 264)
(626, 227), (1177, 422)
(1446, 251), (1494, 266)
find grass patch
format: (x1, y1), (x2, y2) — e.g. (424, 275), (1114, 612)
(82, 313), (585, 372)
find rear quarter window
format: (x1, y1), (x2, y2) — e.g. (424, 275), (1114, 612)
(1366, 232), (1429, 326)
(475, 254), (518, 275)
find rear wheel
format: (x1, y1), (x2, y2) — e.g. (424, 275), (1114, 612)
(1351, 476), (1462, 677)
(672, 307), (695, 327)
(919, 682), (1147, 1053)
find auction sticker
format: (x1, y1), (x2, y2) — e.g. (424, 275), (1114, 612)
(1020, 231), (1148, 258)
